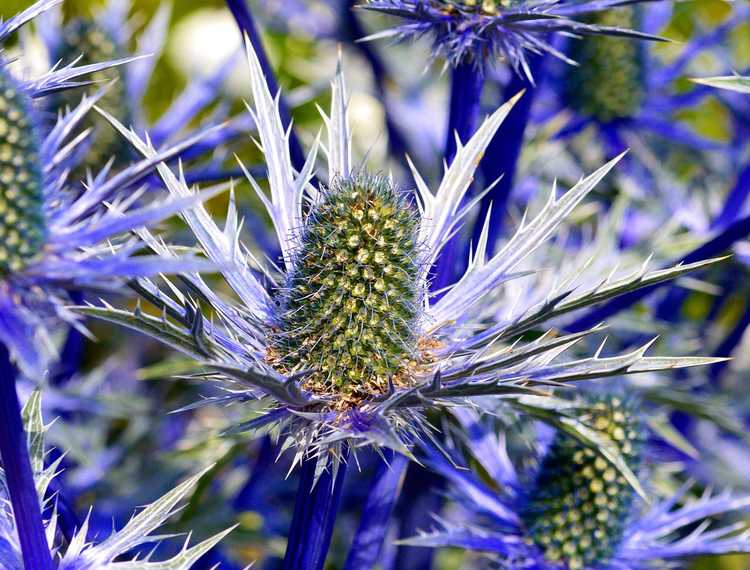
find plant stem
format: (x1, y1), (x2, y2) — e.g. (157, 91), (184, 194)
(344, 451), (409, 570)
(282, 447), (350, 570)
(340, 1), (410, 164)
(51, 290), (85, 387)
(0, 344), (54, 570)
(473, 56), (544, 254)
(225, 0), (306, 171)
(394, 462), (445, 570)
(432, 61), (484, 292)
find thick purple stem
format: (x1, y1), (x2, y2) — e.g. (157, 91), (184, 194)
(51, 290), (85, 387)
(473, 56), (544, 253)
(432, 61), (484, 292)
(282, 447), (350, 570)
(394, 462), (445, 570)
(344, 451), (409, 570)
(340, 1), (410, 164)
(0, 344), (55, 570)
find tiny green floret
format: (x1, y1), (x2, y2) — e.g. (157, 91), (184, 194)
(0, 68), (46, 273)
(523, 396), (644, 570)
(54, 19), (132, 176)
(272, 175), (421, 408)
(566, 8), (645, 123)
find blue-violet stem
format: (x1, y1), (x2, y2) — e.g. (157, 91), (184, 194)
(225, 0), (307, 172)
(394, 462), (445, 570)
(344, 451), (409, 570)
(474, 55), (545, 253)
(653, 159), (750, 322)
(340, 1), (410, 164)
(282, 447), (350, 570)
(51, 290), (85, 387)
(432, 61), (484, 292)
(0, 344), (55, 570)
(712, 161), (750, 231)
(709, 300), (750, 384)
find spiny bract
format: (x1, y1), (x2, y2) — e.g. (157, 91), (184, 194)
(523, 396), (643, 570)
(565, 7), (645, 123)
(53, 19), (132, 175)
(0, 68), (45, 273)
(272, 175), (422, 407)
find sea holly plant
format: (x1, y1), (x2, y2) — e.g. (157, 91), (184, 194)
(404, 398), (750, 569)
(79, 36), (729, 568)
(359, 0), (664, 77)
(0, 390), (234, 569)
(0, 0), (222, 376)
(0, 1), (223, 567)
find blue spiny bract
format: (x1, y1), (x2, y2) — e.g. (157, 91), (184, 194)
(53, 19), (132, 177)
(565, 8), (645, 123)
(0, 68), (46, 274)
(523, 396), (644, 570)
(271, 175), (421, 408)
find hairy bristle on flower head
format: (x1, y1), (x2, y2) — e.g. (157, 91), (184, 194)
(0, 68), (45, 273)
(565, 7), (645, 123)
(53, 19), (132, 176)
(271, 174), (421, 408)
(522, 395), (644, 570)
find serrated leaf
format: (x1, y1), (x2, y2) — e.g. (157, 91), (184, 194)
(90, 468), (213, 563)
(495, 256), (727, 344)
(76, 305), (218, 361)
(208, 363), (312, 407)
(21, 390), (45, 476)
(110, 526), (237, 569)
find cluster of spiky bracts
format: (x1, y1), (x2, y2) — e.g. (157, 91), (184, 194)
(435, 0), (516, 15)
(271, 175), (422, 408)
(523, 396), (643, 570)
(565, 7), (645, 123)
(0, 69), (45, 274)
(52, 19), (132, 177)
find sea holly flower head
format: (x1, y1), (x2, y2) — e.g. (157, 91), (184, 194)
(522, 395), (645, 569)
(405, 396), (750, 569)
(270, 173), (424, 408)
(0, 0), (220, 376)
(0, 390), (232, 569)
(564, 6), (645, 123)
(82, 37), (726, 473)
(360, 0), (664, 77)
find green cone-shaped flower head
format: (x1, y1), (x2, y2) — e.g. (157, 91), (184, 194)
(436, 0), (517, 14)
(0, 68), (46, 273)
(271, 175), (422, 408)
(523, 395), (644, 570)
(54, 19), (132, 176)
(566, 7), (645, 123)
